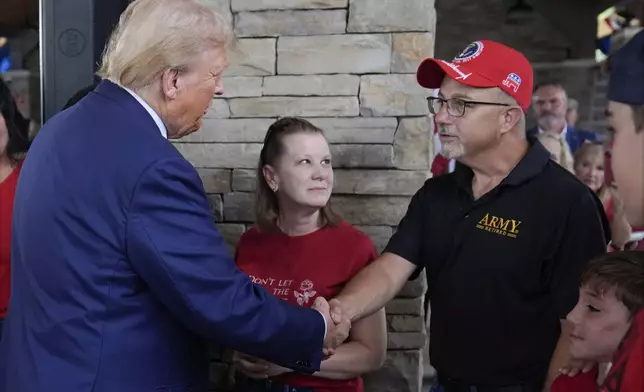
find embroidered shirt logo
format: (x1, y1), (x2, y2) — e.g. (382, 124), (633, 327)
(294, 280), (316, 306)
(476, 213), (521, 238)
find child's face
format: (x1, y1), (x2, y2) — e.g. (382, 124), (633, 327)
(566, 285), (632, 362)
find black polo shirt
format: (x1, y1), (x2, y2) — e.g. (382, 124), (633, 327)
(385, 139), (608, 386)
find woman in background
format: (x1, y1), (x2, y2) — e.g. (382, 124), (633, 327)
(232, 117), (387, 392)
(574, 143), (633, 250)
(0, 76), (30, 339)
(537, 131), (575, 172)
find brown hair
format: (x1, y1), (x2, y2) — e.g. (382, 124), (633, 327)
(581, 251), (644, 317)
(255, 117), (340, 231)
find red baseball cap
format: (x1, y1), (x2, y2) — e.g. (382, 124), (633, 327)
(416, 40), (534, 110)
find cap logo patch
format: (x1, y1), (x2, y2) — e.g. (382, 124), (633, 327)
(502, 73), (522, 93)
(454, 41), (484, 63)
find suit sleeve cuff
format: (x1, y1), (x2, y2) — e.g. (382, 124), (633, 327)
(314, 309), (327, 339)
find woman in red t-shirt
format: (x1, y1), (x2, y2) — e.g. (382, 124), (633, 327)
(231, 117), (387, 392)
(0, 76), (31, 339)
(573, 143), (633, 251)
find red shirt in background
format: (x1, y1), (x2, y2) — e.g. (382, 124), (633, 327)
(550, 366), (599, 392)
(0, 160), (23, 318)
(235, 221), (378, 392)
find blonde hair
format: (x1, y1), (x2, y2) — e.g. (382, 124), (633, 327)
(537, 131), (574, 172)
(97, 0), (233, 91)
(574, 142), (609, 197)
(574, 142), (605, 168)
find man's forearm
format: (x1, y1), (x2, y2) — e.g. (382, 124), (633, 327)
(335, 253), (416, 322)
(314, 341), (381, 380)
(610, 213), (632, 249)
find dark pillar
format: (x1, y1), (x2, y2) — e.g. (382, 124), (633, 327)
(39, 0), (129, 122)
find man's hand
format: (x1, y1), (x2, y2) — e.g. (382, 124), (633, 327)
(551, 320), (596, 379)
(232, 351), (291, 379)
(329, 298), (346, 324)
(312, 297), (351, 356)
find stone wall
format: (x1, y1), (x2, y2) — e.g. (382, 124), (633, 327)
(173, 0), (436, 391)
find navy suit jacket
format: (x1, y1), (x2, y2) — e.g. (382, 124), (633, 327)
(527, 125), (599, 153)
(0, 80), (325, 392)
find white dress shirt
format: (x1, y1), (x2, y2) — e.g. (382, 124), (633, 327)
(123, 87), (168, 139)
(538, 124), (568, 139)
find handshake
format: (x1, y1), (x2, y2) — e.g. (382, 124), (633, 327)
(311, 297), (351, 356)
(232, 297), (354, 380)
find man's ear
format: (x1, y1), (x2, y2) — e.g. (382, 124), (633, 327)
(501, 107), (523, 134)
(160, 68), (181, 100)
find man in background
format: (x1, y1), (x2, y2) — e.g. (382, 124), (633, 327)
(528, 83), (599, 152)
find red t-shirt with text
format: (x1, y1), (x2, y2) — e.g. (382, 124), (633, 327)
(235, 221), (377, 392)
(0, 160), (23, 318)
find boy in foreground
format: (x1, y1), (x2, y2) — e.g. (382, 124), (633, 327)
(549, 251), (644, 391)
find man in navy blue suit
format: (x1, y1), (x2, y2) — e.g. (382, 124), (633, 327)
(527, 83), (599, 153)
(0, 0), (351, 391)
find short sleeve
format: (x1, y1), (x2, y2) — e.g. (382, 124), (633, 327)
(233, 229), (253, 263)
(347, 230), (379, 279)
(383, 184), (428, 277)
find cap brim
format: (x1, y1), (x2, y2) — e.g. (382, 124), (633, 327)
(416, 58), (498, 89)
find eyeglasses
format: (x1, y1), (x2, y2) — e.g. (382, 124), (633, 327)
(427, 97), (511, 117)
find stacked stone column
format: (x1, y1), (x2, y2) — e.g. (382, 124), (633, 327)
(175, 1), (436, 391)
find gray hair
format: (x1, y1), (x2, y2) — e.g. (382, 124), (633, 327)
(97, 0), (234, 91)
(533, 82), (568, 102)
(498, 89), (527, 136)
